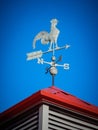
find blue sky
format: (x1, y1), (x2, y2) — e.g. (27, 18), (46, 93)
(0, 0), (98, 112)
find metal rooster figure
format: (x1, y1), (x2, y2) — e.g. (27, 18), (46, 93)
(33, 19), (60, 50)
(27, 18), (70, 86)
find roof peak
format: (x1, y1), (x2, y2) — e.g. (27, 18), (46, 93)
(44, 86), (70, 95)
(1, 86), (98, 120)
(42, 86), (98, 108)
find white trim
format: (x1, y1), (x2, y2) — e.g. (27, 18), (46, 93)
(38, 104), (49, 130)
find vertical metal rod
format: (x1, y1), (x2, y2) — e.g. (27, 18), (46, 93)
(52, 75), (54, 86)
(53, 43), (55, 56)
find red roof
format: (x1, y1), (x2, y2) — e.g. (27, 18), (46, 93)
(41, 86), (98, 117)
(0, 86), (98, 121)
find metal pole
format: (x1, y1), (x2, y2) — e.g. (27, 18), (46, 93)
(52, 75), (55, 86)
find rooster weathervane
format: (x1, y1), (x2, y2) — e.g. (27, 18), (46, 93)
(26, 18), (70, 86)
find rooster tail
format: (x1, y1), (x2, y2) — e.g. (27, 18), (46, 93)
(33, 37), (37, 49)
(32, 31), (49, 49)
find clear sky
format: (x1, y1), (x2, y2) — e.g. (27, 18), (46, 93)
(0, 0), (98, 112)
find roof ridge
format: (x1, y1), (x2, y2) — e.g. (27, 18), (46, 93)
(43, 86), (98, 109)
(49, 86), (71, 95)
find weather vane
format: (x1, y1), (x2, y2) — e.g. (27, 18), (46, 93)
(26, 18), (70, 86)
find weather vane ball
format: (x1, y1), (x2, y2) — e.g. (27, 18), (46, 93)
(27, 18), (70, 86)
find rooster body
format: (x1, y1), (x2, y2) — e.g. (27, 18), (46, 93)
(33, 19), (60, 50)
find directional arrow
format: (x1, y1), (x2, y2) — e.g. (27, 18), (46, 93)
(26, 44), (70, 60)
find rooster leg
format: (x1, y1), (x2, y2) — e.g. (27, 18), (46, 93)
(49, 42), (52, 50)
(55, 42), (59, 48)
